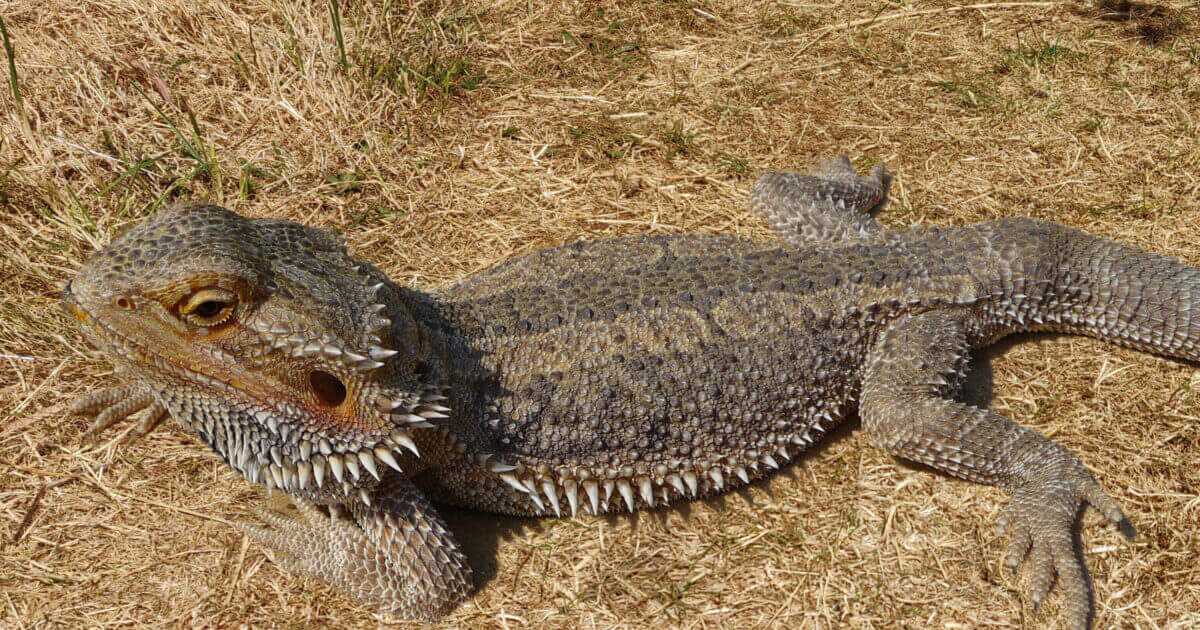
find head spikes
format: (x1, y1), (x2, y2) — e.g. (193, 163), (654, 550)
(389, 429), (420, 456)
(369, 346), (399, 361)
(250, 321), (396, 374)
(375, 446), (402, 472)
(343, 263), (394, 344)
(230, 424), (424, 499)
(375, 387), (452, 430)
(375, 394), (408, 412)
(254, 256), (395, 364)
(68, 204), (466, 511)
(358, 450), (380, 480)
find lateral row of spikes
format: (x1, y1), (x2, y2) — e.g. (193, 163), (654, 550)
(478, 416), (835, 517)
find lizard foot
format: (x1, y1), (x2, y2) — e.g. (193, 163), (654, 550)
(70, 384), (168, 442)
(998, 472), (1135, 630)
(243, 501), (372, 595)
(242, 481), (472, 620)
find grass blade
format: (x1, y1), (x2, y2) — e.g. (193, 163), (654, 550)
(329, 0), (348, 69)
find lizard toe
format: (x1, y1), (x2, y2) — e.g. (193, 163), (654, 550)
(70, 384), (136, 415)
(1048, 532), (1091, 630)
(1083, 483), (1136, 539)
(132, 401), (169, 437)
(1024, 541), (1056, 609)
(1002, 525), (1032, 574)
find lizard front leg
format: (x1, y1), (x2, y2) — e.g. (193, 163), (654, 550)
(749, 154), (893, 246)
(859, 311), (1134, 630)
(70, 382), (169, 441)
(244, 474), (473, 620)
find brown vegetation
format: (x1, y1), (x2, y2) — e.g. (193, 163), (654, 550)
(1, 0), (1197, 627)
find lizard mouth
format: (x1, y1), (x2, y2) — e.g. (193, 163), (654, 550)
(66, 291), (450, 501)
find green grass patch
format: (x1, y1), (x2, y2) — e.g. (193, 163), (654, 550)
(934, 75), (1003, 110)
(0, 15), (23, 110)
(354, 49), (483, 97)
(322, 170), (365, 195)
(758, 6), (821, 38)
(329, 0), (349, 69)
(997, 41), (1076, 74)
(347, 202), (405, 227)
(560, 30), (640, 59)
(713, 151), (752, 175)
(565, 119), (637, 161)
(659, 120), (700, 158)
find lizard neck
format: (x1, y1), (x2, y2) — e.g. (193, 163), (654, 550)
(377, 282), (502, 470)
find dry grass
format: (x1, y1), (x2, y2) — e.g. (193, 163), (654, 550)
(2, 0), (1199, 627)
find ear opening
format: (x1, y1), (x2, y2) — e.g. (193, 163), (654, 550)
(309, 370), (347, 407)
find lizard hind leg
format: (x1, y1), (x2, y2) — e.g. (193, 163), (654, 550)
(749, 154), (893, 246)
(859, 311), (1134, 630)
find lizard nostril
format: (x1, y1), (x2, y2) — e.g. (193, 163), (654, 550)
(309, 370), (347, 407)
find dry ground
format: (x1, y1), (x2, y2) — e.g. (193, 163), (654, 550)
(2, 0), (1199, 628)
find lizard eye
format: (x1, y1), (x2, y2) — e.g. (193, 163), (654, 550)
(180, 288), (238, 327)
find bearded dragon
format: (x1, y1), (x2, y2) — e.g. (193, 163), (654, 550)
(67, 155), (1191, 628)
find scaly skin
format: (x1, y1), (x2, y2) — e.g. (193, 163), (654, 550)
(64, 155), (1197, 627)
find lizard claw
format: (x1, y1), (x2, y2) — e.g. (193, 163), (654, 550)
(998, 473), (1131, 630)
(70, 384), (167, 442)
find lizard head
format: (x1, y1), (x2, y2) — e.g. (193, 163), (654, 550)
(64, 202), (448, 502)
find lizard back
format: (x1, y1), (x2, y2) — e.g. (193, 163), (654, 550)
(430, 229), (989, 511)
